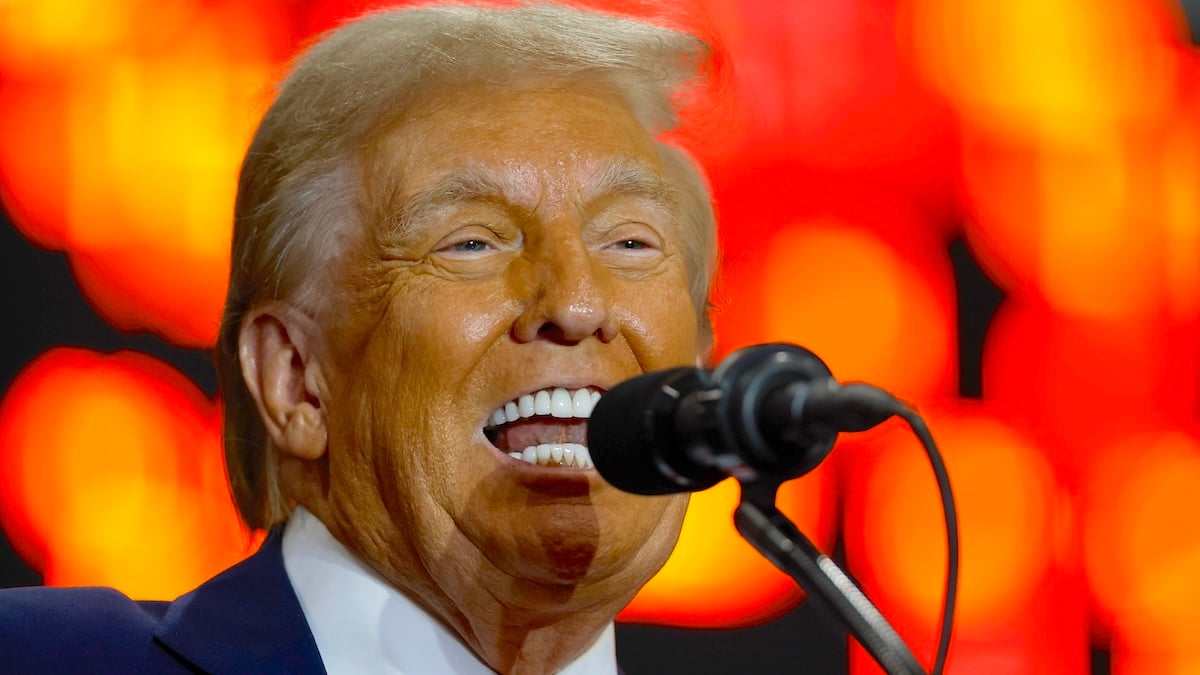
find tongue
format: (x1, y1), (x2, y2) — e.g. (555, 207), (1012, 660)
(493, 419), (587, 451)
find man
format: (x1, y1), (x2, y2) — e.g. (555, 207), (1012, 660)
(0, 3), (717, 673)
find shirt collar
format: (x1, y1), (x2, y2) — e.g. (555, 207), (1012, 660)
(282, 506), (619, 674)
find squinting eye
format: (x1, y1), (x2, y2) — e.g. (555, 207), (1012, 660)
(599, 235), (661, 260)
(450, 239), (491, 252)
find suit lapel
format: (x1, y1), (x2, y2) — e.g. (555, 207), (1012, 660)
(153, 530), (325, 675)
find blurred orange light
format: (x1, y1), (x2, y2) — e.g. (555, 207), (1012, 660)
(846, 406), (1057, 629)
(1086, 430), (1200, 653)
(0, 348), (257, 599)
(0, 0), (291, 347)
(961, 136), (1166, 319)
(756, 221), (955, 400)
(902, 0), (1183, 142)
(842, 404), (1085, 673)
(1110, 648), (1200, 675)
(0, 0), (201, 76)
(1158, 107), (1200, 321)
(624, 463), (837, 627)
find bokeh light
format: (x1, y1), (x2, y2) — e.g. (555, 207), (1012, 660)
(0, 0), (1198, 666)
(717, 217), (955, 400)
(0, 0), (202, 75)
(1086, 430), (1200, 653)
(622, 462), (836, 627)
(0, 348), (257, 599)
(982, 301), (1200, 489)
(901, 0), (1185, 142)
(0, 0), (292, 346)
(842, 403), (1084, 673)
(845, 405), (1058, 628)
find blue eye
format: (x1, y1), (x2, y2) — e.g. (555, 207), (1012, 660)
(451, 239), (491, 252)
(615, 239), (647, 250)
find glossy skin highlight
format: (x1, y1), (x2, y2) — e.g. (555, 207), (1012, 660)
(259, 85), (700, 674)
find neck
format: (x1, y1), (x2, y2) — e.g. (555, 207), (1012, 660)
(312, 502), (627, 675)
(462, 610), (614, 675)
(425, 555), (625, 674)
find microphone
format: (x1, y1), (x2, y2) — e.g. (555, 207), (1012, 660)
(589, 343), (953, 675)
(587, 343), (903, 495)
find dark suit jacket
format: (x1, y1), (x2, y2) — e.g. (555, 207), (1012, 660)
(0, 532), (326, 674)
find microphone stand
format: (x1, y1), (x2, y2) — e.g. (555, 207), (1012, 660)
(735, 481), (926, 675)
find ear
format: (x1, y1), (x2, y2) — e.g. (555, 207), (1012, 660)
(238, 304), (328, 461)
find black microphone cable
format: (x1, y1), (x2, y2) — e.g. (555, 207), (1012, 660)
(893, 403), (958, 675)
(793, 381), (958, 675)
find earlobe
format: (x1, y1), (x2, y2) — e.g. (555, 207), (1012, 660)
(239, 305), (329, 461)
(282, 403), (327, 460)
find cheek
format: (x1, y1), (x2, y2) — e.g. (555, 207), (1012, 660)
(376, 276), (516, 382)
(412, 269), (523, 336)
(614, 271), (699, 369)
(458, 300), (510, 344)
(325, 277), (515, 490)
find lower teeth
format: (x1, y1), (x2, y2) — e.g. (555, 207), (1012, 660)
(508, 443), (592, 468)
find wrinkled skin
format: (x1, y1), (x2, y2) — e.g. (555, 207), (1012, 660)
(244, 85), (699, 674)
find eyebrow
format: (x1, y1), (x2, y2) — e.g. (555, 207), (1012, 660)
(381, 168), (508, 243)
(586, 158), (679, 214)
(381, 158), (678, 243)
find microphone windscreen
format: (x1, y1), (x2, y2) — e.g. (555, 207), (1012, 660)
(588, 367), (723, 495)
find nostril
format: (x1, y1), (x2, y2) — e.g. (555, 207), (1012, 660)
(535, 319), (606, 345)
(537, 321), (566, 342)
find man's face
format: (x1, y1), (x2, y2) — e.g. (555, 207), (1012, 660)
(318, 85), (699, 608)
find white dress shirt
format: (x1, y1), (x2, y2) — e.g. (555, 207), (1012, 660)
(282, 507), (619, 674)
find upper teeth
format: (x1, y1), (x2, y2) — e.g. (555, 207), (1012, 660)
(487, 387), (601, 427)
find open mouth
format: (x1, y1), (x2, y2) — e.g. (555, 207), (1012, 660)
(484, 386), (601, 469)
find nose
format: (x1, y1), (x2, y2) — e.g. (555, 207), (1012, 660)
(512, 229), (618, 344)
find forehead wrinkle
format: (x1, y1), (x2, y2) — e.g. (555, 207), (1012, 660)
(378, 157), (678, 248)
